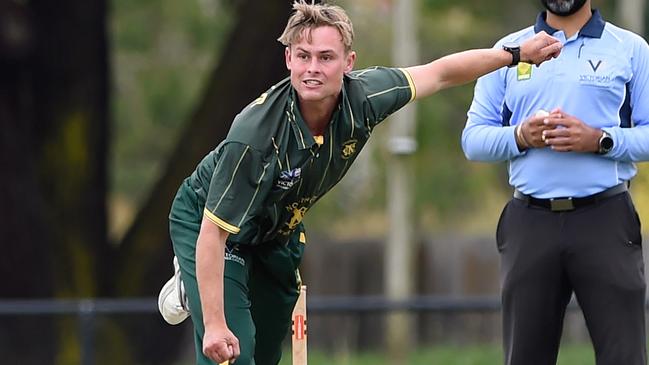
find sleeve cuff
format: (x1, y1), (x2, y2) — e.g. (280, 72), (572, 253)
(203, 208), (240, 234)
(602, 127), (617, 154)
(511, 125), (527, 156)
(398, 68), (417, 103)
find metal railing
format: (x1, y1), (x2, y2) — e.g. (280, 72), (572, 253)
(0, 298), (155, 365)
(0, 295), (578, 365)
(0, 295), (512, 316)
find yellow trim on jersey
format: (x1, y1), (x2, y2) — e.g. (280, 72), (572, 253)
(316, 123), (334, 191)
(314, 135), (324, 145)
(399, 68), (417, 102)
(299, 232), (307, 244)
(203, 208), (240, 234)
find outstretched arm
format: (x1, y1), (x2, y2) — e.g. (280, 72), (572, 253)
(197, 217), (240, 364)
(406, 31), (562, 99)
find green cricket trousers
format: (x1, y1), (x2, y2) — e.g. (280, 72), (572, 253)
(169, 179), (305, 365)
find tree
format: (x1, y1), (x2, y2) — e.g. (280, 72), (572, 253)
(114, 0), (292, 298)
(111, 0), (293, 363)
(1, 0), (295, 363)
(0, 0), (109, 363)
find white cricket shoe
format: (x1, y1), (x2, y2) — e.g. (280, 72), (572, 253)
(158, 256), (190, 325)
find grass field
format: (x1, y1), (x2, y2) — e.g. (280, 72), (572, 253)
(278, 343), (595, 365)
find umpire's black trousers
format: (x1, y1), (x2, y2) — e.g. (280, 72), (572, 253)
(496, 190), (646, 365)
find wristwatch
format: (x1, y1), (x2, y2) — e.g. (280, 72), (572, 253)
(597, 130), (614, 154)
(502, 42), (521, 67)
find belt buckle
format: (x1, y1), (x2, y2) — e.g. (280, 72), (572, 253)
(550, 198), (574, 211)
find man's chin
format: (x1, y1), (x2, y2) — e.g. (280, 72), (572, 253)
(297, 90), (325, 102)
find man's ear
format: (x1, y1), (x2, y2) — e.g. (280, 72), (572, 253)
(285, 47), (292, 70)
(345, 51), (356, 73)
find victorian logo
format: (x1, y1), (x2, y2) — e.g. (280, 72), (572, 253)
(276, 167), (301, 190)
(341, 139), (358, 159)
(580, 59), (611, 85)
(588, 59), (602, 73)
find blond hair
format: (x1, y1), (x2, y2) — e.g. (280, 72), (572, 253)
(277, 1), (354, 53)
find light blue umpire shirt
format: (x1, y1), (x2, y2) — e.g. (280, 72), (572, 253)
(462, 10), (649, 198)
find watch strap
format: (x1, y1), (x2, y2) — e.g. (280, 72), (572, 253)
(502, 43), (520, 67)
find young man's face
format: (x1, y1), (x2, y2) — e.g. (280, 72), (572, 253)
(285, 26), (356, 104)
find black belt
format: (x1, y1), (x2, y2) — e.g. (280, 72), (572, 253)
(513, 183), (628, 212)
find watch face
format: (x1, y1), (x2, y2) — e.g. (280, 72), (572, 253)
(599, 133), (614, 154)
(601, 136), (614, 150)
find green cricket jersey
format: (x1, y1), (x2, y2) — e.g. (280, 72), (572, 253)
(187, 66), (415, 246)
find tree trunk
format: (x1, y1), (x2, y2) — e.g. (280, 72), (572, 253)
(115, 0), (292, 294)
(0, 0), (109, 363)
(113, 0), (293, 363)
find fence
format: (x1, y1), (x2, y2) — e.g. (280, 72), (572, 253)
(0, 296), (588, 365)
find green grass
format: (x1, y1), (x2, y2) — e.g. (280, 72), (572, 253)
(278, 343), (595, 365)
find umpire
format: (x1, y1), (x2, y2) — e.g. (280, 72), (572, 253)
(462, 0), (649, 364)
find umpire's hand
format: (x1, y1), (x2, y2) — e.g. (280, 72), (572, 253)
(541, 108), (603, 153)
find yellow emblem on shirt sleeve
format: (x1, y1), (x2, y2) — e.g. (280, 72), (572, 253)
(517, 62), (532, 81)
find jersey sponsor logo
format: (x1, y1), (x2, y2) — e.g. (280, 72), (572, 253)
(579, 74), (612, 84)
(341, 139), (358, 159)
(579, 59), (613, 87)
(224, 245), (245, 266)
(517, 62), (532, 81)
(588, 59), (603, 73)
(276, 167), (302, 190)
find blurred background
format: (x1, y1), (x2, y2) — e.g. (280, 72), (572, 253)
(1, 0), (649, 364)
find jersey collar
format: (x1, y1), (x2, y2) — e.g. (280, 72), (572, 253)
(288, 88), (322, 150)
(287, 87), (343, 150)
(534, 9), (605, 39)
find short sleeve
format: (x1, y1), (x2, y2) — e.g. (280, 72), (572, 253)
(203, 142), (270, 234)
(352, 67), (415, 127)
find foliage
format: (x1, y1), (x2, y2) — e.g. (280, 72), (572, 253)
(302, 0), (543, 234)
(304, 0), (649, 236)
(110, 0), (649, 239)
(110, 0), (234, 235)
